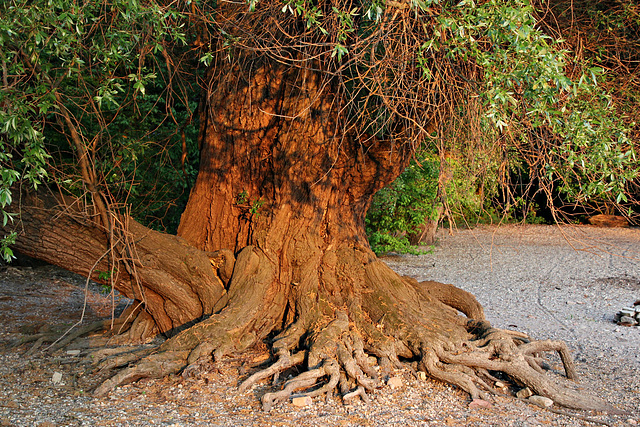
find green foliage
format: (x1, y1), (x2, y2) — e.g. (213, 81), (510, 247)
(418, 0), (638, 220)
(96, 269), (114, 294)
(0, 0), (203, 240)
(2, 0), (639, 263)
(235, 190), (266, 216)
(366, 155), (439, 255)
(549, 90), (637, 205)
(542, 0), (640, 218)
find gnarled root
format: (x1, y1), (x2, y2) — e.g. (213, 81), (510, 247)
(428, 323), (621, 413)
(93, 245), (285, 396)
(241, 310), (380, 411)
(414, 279), (485, 321)
(90, 252), (622, 415)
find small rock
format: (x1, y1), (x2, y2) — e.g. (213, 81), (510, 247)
(52, 372), (63, 384)
(494, 381), (505, 389)
(367, 356), (378, 366)
(529, 395), (553, 408)
(387, 376), (403, 389)
(566, 301), (576, 305)
(516, 387), (533, 399)
(469, 398), (492, 409)
(620, 308), (636, 317)
(417, 371), (427, 381)
(66, 349), (81, 356)
(619, 316), (638, 326)
(627, 418), (637, 425)
(291, 396), (312, 407)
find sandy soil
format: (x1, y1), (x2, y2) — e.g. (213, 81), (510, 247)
(0, 224), (638, 426)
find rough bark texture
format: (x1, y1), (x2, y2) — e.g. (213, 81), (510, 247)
(11, 191), (227, 341)
(6, 62), (622, 414)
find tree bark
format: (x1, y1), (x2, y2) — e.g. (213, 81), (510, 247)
(10, 191), (227, 340)
(6, 62), (621, 414)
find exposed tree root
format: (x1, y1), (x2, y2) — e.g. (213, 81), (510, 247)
(93, 245), (285, 396)
(88, 252), (622, 415)
(415, 279), (485, 321)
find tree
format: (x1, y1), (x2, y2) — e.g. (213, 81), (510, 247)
(1, 0), (635, 412)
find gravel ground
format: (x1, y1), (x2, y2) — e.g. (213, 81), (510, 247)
(0, 224), (638, 426)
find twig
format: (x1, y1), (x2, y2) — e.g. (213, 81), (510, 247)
(44, 242), (119, 352)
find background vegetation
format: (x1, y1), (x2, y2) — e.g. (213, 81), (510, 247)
(1, 0), (638, 257)
(366, 0), (640, 254)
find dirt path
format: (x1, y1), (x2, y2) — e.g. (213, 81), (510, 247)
(0, 224), (638, 426)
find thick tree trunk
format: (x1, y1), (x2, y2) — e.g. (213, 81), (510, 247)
(6, 62), (621, 414)
(177, 64), (409, 253)
(10, 191), (228, 340)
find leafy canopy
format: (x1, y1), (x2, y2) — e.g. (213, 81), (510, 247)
(1, 0), (638, 260)
(0, 0), (203, 261)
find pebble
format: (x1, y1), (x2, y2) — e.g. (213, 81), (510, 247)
(417, 372), (427, 381)
(516, 387), (533, 399)
(387, 377), (403, 389)
(66, 349), (81, 356)
(469, 399), (492, 409)
(291, 396), (312, 407)
(618, 316), (638, 326)
(528, 395), (553, 408)
(51, 372), (63, 385)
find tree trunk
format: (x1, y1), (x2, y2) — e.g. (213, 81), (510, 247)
(408, 205), (443, 246)
(10, 191), (228, 341)
(6, 62), (621, 413)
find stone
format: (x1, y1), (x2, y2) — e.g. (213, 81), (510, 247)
(52, 372), (63, 384)
(619, 316), (638, 326)
(66, 349), (81, 356)
(291, 396), (312, 407)
(620, 308), (636, 317)
(529, 395), (553, 408)
(626, 418), (637, 425)
(469, 398), (492, 409)
(516, 387), (533, 399)
(494, 381), (505, 389)
(417, 371), (427, 381)
(387, 376), (403, 389)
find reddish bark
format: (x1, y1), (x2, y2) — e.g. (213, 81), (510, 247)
(10, 191), (226, 339)
(5, 63), (620, 414)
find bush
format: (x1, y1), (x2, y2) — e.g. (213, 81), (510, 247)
(366, 155), (440, 255)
